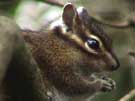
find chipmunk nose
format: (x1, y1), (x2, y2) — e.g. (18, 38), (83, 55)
(111, 59), (120, 71)
(105, 52), (120, 71)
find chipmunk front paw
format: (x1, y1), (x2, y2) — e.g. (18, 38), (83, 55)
(100, 76), (116, 92)
(91, 74), (116, 92)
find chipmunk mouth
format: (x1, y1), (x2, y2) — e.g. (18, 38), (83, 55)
(74, 71), (111, 84)
(73, 65), (112, 85)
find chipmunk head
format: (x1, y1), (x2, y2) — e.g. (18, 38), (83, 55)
(58, 3), (119, 72)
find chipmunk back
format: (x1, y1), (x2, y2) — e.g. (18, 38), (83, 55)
(22, 3), (119, 101)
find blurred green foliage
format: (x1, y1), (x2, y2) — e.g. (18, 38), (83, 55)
(0, 0), (22, 15)
(1, 0), (135, 100)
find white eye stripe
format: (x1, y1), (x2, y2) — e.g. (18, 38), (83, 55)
(84, 30), (108, 54)
(85, 30), (102, 47)
(60, 26), (105, 54)
(88, 35), (102, 47)
(62, 32), (84, 48)
(71, 34), (99, 54)
(60, 32), (95, 53)
(85, 42), (98, 54)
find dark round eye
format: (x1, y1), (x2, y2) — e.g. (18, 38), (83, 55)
(87, 38), (100, 49)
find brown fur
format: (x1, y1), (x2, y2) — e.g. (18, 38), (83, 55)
(22, 3), (119, 100)
(22, 27), (118, 96)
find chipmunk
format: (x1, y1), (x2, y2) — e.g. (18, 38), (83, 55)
(22, 3), (119, 101)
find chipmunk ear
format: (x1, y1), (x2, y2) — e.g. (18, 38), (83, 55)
(77, 7), (90, 25)
(62, 3), (79, 29)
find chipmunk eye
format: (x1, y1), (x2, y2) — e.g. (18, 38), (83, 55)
(87, 38), (100, 50)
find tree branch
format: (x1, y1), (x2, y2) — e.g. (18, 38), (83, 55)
(119, 89), (135, 101)
(44, 0), (64, 7)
